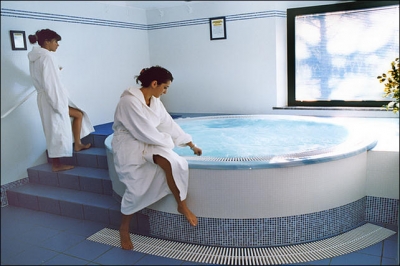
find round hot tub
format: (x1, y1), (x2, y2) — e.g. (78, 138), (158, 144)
(105, 115), (377, 247)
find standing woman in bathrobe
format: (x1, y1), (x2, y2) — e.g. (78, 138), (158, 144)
(28, 29), (94, 172)
(112, 66), (202, 250)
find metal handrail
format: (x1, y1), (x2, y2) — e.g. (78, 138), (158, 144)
(1, 89), (36, 119)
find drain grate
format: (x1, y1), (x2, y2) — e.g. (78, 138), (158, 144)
(87, 223), (395, 265)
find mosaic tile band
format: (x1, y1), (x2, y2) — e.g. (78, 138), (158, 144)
(139, 196), (398, 247)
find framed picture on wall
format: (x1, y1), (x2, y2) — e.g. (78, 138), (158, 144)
(10, 30), (27, 50)
(209, 17), (226, 40)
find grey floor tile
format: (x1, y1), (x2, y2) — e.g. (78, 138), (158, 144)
(357, 242), (383, 256)
(330, 252), (381, 265)
(42, 253), (91, 265)
(134, 253), (184, 265)
(1, 218), (36, 239)
(0, 236), (32, 260)
(6, 245), (59, 265)
(381, 256), (398, 265)
(19, 225), (60, 245)
(1, 206), (398, 265)
(93, 247), (146, 265)
(38, 231), (86, 252)
(37, 213), (83, 231)
(64, 219), (108, 237)
(383, 239), (399, 259)
(64, 240), (113, 261)
(306, 258), (331, 265)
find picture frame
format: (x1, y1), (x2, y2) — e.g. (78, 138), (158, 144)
(10, 30), (27, 50)
(209, 16), (226, 40)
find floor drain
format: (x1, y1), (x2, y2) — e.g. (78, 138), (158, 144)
(87, 223), (395, 265)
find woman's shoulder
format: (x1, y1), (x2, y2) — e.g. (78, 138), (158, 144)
(119, 88), (142, 104)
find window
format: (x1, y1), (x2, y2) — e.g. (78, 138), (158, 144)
(287, 1), (399, 107)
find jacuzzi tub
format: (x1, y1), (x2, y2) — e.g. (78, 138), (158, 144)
(105, 115), (377, 247)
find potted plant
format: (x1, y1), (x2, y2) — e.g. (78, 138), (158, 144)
(377, 57), (399, 114)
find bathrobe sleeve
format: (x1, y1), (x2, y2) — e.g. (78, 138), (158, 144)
(115, 94), (175, 149)
(157, 102), (192, 147)
(41, 54), (69, 114)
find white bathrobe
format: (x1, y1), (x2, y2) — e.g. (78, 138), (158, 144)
(28, 47), (94, 158)
(112, 87), (192, 215)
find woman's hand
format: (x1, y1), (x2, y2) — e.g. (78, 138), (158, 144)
(192, 146), (202, 156)
(187, 142), (202, 156)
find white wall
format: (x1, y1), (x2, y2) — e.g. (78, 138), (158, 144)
(146, 1), (341, 114)
(1, 1), (150, 185)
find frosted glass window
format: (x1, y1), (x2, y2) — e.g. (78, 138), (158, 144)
(288, 2), (399, 106)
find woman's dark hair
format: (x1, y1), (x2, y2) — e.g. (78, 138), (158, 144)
(135, 66), (174, 87)
(28, 29), (61, 47)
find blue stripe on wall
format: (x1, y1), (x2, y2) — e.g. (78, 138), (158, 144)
(1, 8), (147, 30)
(1, 8), (286, 30)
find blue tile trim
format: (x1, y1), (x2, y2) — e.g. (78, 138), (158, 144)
(137, 196), (398, 247)
(140, 198), (368, 247)
(1, 8), (286, 31)
(1, 177), (29, 207)
(366, 196), (399, 225)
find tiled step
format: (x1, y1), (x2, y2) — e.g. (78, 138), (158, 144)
(84, 122), (114, 149)
(7, 183), (118, 222)
(81, 134), (109, 149)
(27, 164), (112, 195)
(6, 183), (149, 234)
(47, 147), (108, 169)
(6, 123), (152, 235)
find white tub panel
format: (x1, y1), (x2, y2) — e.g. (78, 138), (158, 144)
(148, 152), (367, 219)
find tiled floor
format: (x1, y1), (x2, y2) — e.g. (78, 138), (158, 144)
(1, 205), (398, 265)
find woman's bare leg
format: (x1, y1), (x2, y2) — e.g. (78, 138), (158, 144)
(69, 107), (91, 152)
(153, 155), (198, 226)
(51, 157), (74, 172)
(119, 213), (134, 250)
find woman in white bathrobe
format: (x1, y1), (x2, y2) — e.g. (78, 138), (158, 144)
(112, 66), (202, 250)
(28, 29), (94, 172)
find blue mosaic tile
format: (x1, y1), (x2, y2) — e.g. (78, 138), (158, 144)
(141, 198), (368, 247)
(366, 196), (399, 225)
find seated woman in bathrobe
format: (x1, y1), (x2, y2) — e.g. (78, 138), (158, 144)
(112, 66), (202, 250)
(28, 29), (94, 172)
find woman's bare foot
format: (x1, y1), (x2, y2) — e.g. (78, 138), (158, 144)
(52, 164), (74, 172)
(74, 143), (91, 152)
(178, 202), (198, 226)
(119, 229), (133, 250)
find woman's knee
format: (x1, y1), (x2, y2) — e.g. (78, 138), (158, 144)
(69, 107), (83, 119)
(153, 155), (171, 170)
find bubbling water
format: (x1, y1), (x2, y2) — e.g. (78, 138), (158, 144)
(173, 116), (349, 158)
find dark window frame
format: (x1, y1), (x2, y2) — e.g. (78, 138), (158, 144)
(287, 1), (399, 107)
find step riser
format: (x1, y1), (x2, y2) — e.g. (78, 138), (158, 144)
(6, 189), (150, 235)
(82, 134), (108, 149)
(5, 129), (151, 233)
(27, 168), (113, 195)
(46, 150), (108, 169)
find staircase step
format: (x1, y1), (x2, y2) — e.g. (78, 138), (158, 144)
(28, 163), (112, 195)
(80, 122), (113, 149)
(81, 133), (110, 149)
(6, 123), (152, 234)
(7, 183), (118, 223)
(7, 183), (148, 233)
(47, 147), (108, 169)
